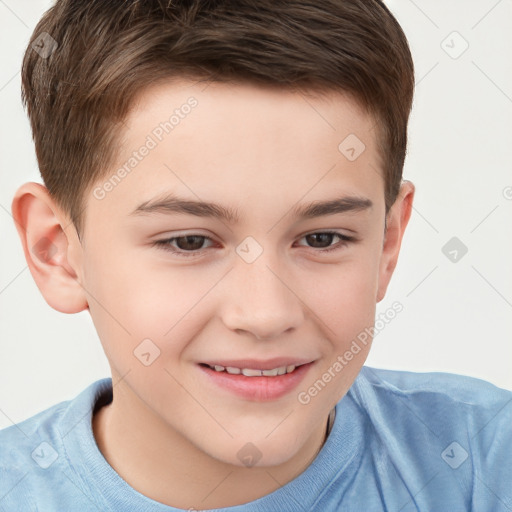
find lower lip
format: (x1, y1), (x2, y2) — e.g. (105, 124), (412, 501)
(198, 362), (314, 402)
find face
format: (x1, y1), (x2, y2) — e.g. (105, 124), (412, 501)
(73, 80), (401, 467)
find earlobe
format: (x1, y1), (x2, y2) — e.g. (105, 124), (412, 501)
(11, 182), (89, 314)
(376, 181), (415, 302)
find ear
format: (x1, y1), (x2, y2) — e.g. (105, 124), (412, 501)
(376, 180), (415, 303)
(11, 182), (88, 314)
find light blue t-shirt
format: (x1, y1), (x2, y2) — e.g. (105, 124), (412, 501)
(1, 366), (511, 511)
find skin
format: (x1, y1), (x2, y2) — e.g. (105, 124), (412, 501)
(12, 80), (414, 509)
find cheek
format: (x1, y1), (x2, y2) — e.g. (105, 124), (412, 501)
(82, 248), (168, 360)
(293, 258), (379, 414)
(83, 248), (219, 365)
(305, 251), (380, 334)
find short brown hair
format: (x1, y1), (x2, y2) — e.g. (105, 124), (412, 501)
(22, 0), (415, 238)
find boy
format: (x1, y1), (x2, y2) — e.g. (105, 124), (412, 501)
(1, 0), (511, 510)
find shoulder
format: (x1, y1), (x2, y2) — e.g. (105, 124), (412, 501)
(351, 366), (512, 436)
(0, 398), (68, 510)
(0, 379), (111, 510)
(355, 365), (512, 409)
(357, 365), (512, 403)
(347, 366), (512, 505)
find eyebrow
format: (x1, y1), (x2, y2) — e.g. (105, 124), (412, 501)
(130, 193), (373, 223)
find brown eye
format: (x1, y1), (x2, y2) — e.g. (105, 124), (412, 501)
(152, 230), (355, 258)
(296, 231), (354, 253)
(173, 235), (207, 251)
(153, 234), (215, 257)
(304, 232), (337, 249)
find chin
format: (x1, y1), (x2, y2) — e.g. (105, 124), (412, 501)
(201, 434), (306, 469)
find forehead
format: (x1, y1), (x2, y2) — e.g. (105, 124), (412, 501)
(123, 78), (378, 163)
(85, 79), (383, 231)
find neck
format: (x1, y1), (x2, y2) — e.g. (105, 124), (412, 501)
(92, 384), (332, 509)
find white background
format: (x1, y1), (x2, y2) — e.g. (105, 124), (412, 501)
(0, 0), (511, 429)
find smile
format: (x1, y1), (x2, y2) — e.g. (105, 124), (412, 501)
(205, 363), (298, 377)
(198, 360), (315, 401)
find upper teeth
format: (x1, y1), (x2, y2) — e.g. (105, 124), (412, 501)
(210, 364), (296, 377)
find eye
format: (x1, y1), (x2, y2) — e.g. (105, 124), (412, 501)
(152, 230), (355, 257)
(152, 234), (215, 257)
(295, 231), (355, 253)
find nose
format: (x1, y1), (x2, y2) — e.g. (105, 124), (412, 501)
(220, 254), (304, 341)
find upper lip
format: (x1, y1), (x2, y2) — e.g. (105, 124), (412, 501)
(200, 358), (314, 370)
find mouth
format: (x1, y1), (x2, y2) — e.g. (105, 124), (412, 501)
(198, 359), (315, 401)
(201, 362), (299, 377)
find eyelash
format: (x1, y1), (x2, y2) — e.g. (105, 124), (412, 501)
(152, 230), (355, 258)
